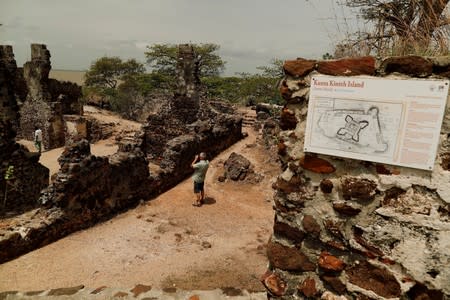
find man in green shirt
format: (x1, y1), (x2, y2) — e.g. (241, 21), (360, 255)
(191, 152), (209, 207)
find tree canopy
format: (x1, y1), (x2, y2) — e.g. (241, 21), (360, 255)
(145, 43), (226, 77)
(339, 0), (450, 56)
(256, 58), (285, 78)
(84, 56), (145, 89)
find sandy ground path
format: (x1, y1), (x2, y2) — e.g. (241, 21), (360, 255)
(1, 116), (278, 292)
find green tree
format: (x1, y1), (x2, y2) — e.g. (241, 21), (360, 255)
(84, 56), (145, 89)
(145, 43), (226, 77)
(256, 58), (285, 78)
(203, 74), (282, 105)
(322, 52), (334, 60)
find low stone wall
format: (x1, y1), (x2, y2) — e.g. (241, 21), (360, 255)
(155, 113), (243, 191)
(0, 110), (242, 263)
(263, 56), (450, 299)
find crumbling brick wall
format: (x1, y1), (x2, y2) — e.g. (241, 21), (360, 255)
(12, 44), (83, 149)
(263, 56), (450, 299)
(0, 45), (49, 212)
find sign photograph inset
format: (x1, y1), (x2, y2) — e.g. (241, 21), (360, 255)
(304, 75), (449, 170)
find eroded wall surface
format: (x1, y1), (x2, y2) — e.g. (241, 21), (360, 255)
(0, 46), (49, 211)
(263, 56), (450, 299)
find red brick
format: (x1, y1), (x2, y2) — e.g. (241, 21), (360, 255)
(302, 215), (321, 236)
(321, 275), (347, 295)
(280, 108), (297, 130)
(260, 270), (287, 297)
(284, 58), (316, 77)
(347, 261), (401, 298)
(320, 179), (334, 193)
(277, 141), (287, 156)
(382, 56), (432, 76)
(324, 220), (345, 239)
(341, 178), (377, 201)
(279, 82), (292, 100)
(441, 152), (450, 171)
(375, 164), (392, 175)
(325, 240), (347, 251)
(273, 175), (305, 193)
(382, 187), (406, 206)
(317, 57), (375, 76)
(332, 202), (361, 216)
(318, 251), (346, 272)
(130, 284), (152, 297)
(273, 219), (305, 244)
(300, 155), (335, 174)
(266, 241), (316, 271)
(298, 277), (317, 297)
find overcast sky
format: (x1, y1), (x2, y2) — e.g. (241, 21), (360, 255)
(0, 0), (355, 75)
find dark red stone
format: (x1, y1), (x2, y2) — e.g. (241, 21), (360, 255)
(279, 82), (292, 100)
(318, 251), (346, 272)
(332, 202), (361, 216)
(382, 56), (433, 77)
(273, 175), (305, 193)
(91, 286), (107, 295)
(284, 58), (316, 77)
(280, 108), (297, 130)
(325, 240), (347, 251)
(299, 277), (317, 297)
(266, 241), (316, 271)
(277, 141), (287, 156)
(379, 257), (396, 265)
(273, 219), (305, 244)
(382, 187), (406, 206)
(260, 270), (287, 297)
(324, 220), (345, 239)
(353, 228), (384, 257)
(347, 261), (401, 298)
(320, 179), (334, 193)
(48, 285), (84, 296)
(302, 215), (321, 236)
(273, 193), (305, 214)
(441, 152), (450, 171)
(341, 178), (377, 201)
(130, 284), (152, 297)
(321, 275), (347, 295)
(407, 283), (444, 300)
(375, 164), (392, 175)
(317, 57), (375, 76)
(300, 155), (336, 174)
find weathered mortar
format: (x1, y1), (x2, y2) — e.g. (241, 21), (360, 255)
(264, 56), (450, 299)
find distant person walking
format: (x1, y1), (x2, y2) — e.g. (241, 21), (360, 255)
(33, 126), (42, 153)
(191, 152), (209, 207)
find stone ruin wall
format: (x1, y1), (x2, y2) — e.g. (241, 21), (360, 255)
(0, 46), (49, 211)
(8, 44), (84, 150)
(0, 44), (243, 263)
(143, 44), (202, 157)
(262, 56), (450, 299)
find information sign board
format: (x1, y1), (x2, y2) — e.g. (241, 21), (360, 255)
(304, 75), (449, 170)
